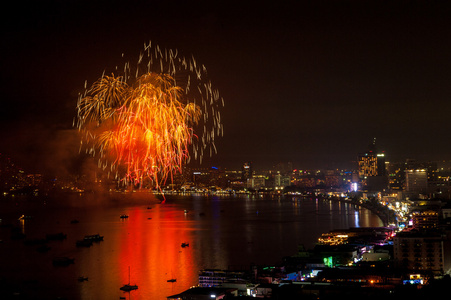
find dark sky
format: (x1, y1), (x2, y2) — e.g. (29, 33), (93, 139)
(1, 0), (451, 174)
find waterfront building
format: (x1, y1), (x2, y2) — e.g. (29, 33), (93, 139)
(393, 230), (446, 277)
(318, 227), (394, 247)
(274, 172), (290, 190)
(246, 175), (266, 190)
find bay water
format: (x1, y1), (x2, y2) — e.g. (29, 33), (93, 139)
(0, 192), (383, 299)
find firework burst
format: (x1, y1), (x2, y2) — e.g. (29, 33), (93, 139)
(76, 41), (224, 188)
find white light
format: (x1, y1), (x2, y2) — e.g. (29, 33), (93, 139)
(210, 295), (216, 298)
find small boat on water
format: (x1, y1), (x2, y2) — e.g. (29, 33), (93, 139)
(181, 242), (189, 247)
(78, 276), (88, 282)
(167, 278), (177, 282)
(120, 214), (129, 219)
(120, 266), (138, 291)
(120, 283), (138, 291)
(84, 234), (104, 241)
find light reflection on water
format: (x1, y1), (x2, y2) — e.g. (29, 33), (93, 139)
(0, 193), (383, 299)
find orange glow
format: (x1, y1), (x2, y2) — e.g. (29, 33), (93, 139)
(76, 41), (224, 189)
(118, 206), (196, 299)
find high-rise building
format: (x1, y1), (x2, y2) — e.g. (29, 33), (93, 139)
(387, 161), (405, 190)
(357, 138), (388, 190)
(242, 162), (253, 182)
(274, 172), (291, 189)
(405, 169), (428, 194)
(358, 138), (386, 179)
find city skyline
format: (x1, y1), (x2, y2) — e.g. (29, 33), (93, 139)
(1, 1), (451, 175)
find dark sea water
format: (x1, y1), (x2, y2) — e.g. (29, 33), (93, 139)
(0, 192), (383, 300)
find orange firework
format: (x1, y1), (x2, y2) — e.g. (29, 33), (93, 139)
(76, 42), (223, 188)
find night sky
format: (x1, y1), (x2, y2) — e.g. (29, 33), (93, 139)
(1, 0), (451, 175)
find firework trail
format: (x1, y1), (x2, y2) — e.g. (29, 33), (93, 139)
(76, 41), (224, 188)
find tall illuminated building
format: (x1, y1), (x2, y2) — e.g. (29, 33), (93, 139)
(358, 138), (386, 179)
(242, 162), (253, 182)
(358, 153), (378, 178)
(358, 138), (387, 190)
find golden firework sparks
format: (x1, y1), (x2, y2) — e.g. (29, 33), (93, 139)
(76, 42), (223, 188)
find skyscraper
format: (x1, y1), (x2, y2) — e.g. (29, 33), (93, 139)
(242, 162), (253, 182)
(358, 138), (387, 190)
(358, 138), (386, 178)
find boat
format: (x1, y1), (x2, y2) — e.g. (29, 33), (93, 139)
(120, 283), (138, 291)
(78, 276), (88, 282)
(120, 214), (129, 219)
(84, 234), (104, 241)
(167, 270), (176, 282)
(120, 266), (138, 291)
(181, 242), (189, 247)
